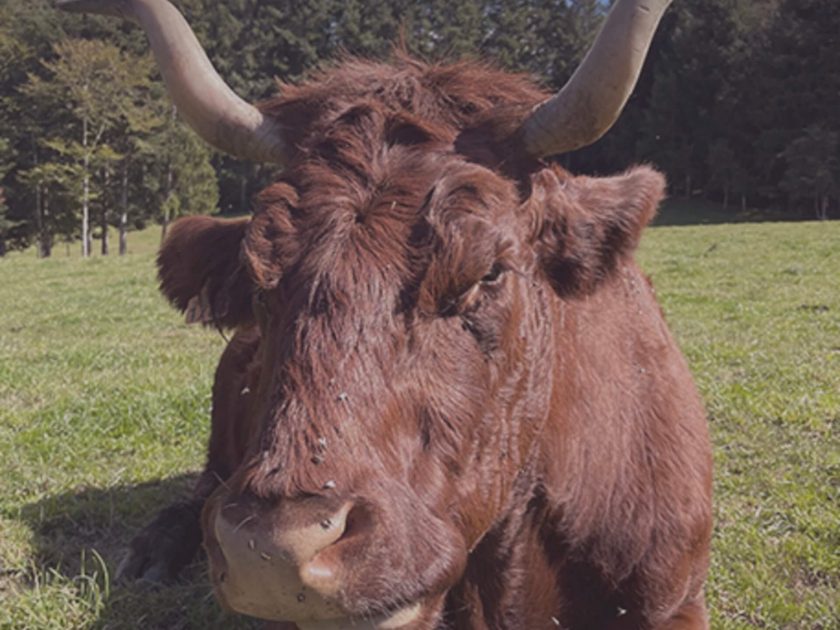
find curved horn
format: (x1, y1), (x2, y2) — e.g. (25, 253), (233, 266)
(520, 0), (673, 158)
(57, 0), (288, 165)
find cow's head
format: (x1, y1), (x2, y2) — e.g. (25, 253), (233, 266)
(61, 0), (671, 626)
(160, 157), (664, 630)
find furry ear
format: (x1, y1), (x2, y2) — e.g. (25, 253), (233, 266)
(157, 216), (254, 328)
(531, 165), (665, 296)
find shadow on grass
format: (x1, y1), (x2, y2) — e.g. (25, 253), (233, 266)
(16, 474), (255, 628)
(20, 473), (198, 577)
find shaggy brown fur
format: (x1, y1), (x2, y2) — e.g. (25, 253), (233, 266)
(124, 54), (712, 629)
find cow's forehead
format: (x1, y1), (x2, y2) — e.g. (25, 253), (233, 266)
(258, 149), (512, 268)
(245, 94), (524, 299)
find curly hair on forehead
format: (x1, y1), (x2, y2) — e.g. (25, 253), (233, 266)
(238, 53), (552, 299)
(259, 52), (549, 159)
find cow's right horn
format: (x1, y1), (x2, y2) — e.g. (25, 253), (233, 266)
(57, 0), (289, 165)
(519, 0), (672, 158)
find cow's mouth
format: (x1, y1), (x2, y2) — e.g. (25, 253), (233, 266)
(203, 497), (424, 628)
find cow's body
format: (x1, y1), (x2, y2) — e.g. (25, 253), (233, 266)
(62, 1), (711, 627)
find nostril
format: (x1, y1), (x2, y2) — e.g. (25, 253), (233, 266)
(298, 502), (375, 597)
(340, 501), (375, 542)
(208, 496), (348, 621)
(276, 500), (352, 564)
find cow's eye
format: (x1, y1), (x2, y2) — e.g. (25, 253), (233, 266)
(438, 263), (506, 317)
(480, 262), (504, 286)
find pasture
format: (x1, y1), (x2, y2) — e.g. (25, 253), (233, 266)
(0, 218), (837, 629)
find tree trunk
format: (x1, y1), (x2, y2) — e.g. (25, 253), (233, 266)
(119, 163), (129, 255)
(35, 183), (45, 258)
(35, 184), (53, 258)
(684, 173), (692, 198)
(161, 105), (177, 243)
(741, 194), (747, 213)
(240, 172), (248, 214)
(82, 116), (91, 258)
(161, 160), (174, 244)
(101, 210), (109, 255)
(40, 187), (52, 258)
(161, 205), (169, 242)
(818, 195), (828, 220)
(101, 167), (109, 255)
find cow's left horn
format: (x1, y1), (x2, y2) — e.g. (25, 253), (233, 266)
(519, 0), (672, 158)
(57, 0), (289, 165)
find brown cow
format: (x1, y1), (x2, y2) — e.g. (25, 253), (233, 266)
(60, 1), (712, 628)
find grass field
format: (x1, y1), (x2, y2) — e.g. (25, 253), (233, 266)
(1, 220), (838, 629)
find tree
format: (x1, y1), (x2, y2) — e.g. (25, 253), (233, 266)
(0, 5), (54, 253)
(143, 102), (219, 242)
(482, 0), (548, 73)
(781, 126), (839, 220)
(638, 0), (738, 197)
(171, 0), (335, 215)
(707, 138), (754, 212)
(3, 0), (838, 232)
(98, 53), (156, 255)
(0, 0), (102, 252)
(0, 188), (9, 257)
(746, 0), (840, 210)
(17, 161), (80, 257)
(0, 136), (14, 256)
(23, 39), (144, 257)
(411, 0), (485, 59)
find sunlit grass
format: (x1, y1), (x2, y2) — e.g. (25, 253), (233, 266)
(1, 220), (838, 628)
(638, 221), (839, 629)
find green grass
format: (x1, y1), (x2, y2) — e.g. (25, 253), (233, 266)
(1, 221), (838, 629)
(0, 229), (253, 629)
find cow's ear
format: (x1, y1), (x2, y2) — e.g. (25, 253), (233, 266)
(530, 165), (664, 296)
(157, 216), (255, 328)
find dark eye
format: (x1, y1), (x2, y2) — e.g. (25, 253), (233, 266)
(480, 262), (504, 285)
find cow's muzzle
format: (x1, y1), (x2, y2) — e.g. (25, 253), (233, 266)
(203, 493), (421, 628)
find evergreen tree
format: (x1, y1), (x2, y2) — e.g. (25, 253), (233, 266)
(781, 126), (839, 220)
(638, 0), (738, 197)
(0, 0), (65, 252)
(143, 100), (219, 242)
(17, 161), (79, 257)
(100, 53), (156, 254)
(23, 39), (143, 256)
(707, 138), (752, 212)
(0, 136), (14, 256)
(752, 0), (840, 212)
(411, 0), (485, 59)
(2, 0), (838, 237)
